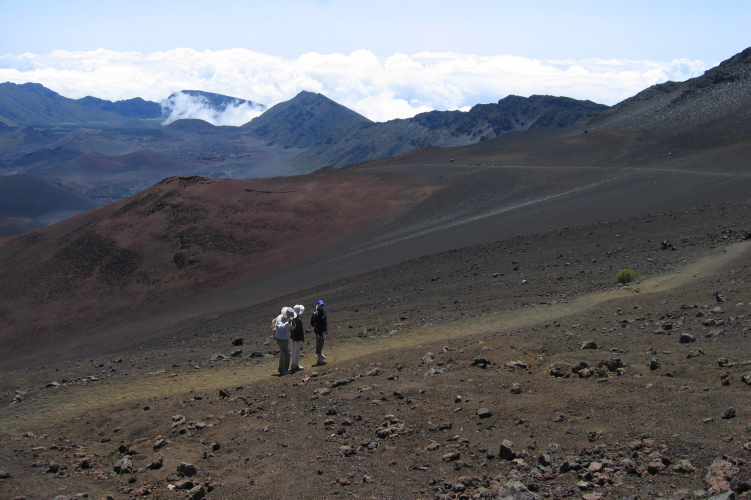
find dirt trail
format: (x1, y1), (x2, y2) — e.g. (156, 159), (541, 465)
(2, 241), (748, 433)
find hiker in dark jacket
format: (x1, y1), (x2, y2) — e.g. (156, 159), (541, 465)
(310, 300), (328, 365)
(290, 304), (305, 371)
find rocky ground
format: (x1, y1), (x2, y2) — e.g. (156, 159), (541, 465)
(1, 200), (751, 500)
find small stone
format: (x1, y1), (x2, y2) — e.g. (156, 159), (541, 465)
(510, 383), (522, 394)
(679, 334), (696, 343)
(549, 362), (571, 378)
(442, 452), (461, 462)
(499, 439), (516, 460)
(147, 456), (163, 470)
(581, 341), (599, 350)
(722, 407), (736, 419)
(477, 408), (493, 419)
(113, 456), (133, 474)
(649, 358), (661, 370)
(187, 485), (206, 500)
(472, 356), (491, 368)
(153, 437), (167, 450)
(671, 459), (696, 474)
(232, 337), (244, 346)
(178, 462), (197, 477)
(340, 446), (356, 457)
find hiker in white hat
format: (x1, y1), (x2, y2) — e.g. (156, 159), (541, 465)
(274, 306), (296, 375)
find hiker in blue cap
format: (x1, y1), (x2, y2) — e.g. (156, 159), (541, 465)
(310, 300), (328, 365)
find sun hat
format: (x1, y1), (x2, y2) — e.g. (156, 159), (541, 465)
(293, 304), (305, 316)
(282, 306), (297, 319)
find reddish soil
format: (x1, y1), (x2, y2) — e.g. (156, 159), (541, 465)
(1, 200), (751, 499)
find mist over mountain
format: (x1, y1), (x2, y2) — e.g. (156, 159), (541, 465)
(161, 90), (267, 126)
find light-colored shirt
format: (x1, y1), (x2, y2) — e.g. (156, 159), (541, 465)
(275, 315), (291, 340)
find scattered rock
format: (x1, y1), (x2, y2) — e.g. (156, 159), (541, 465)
(661, 240), (676, 251)
(504, 360), (528, 371)
(187, 485), (206, 500)
(147, 456), (163, 470)
(340, 446), (357, 457)
(496, 480), (540, 500)
(510, 382), (522, 394)
(472, 356), (491, 368)
(498, 439), (516, 460)
(113, 456), (133, 474)
(649, 358), (661, 370)
(153, 437), (167, 450)
(232, 337), (244, 346)
(178, 462), (197, 477)
(722, 408), (737, 419)
(679, 334), (696, 343)
(581, 341), (599, 350)
(672, 459), (697, 474)
(549, 362), (571, 378)
(477, 408), (492, 418)
(705, 458), (740, 495)
(429, 422), (452, 432)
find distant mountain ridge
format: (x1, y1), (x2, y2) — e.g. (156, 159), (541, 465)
(242, 91), (371, 148)
(0, 82), (140, 127)
(290, 93), (608, 168)
(0, 83), (608, 225)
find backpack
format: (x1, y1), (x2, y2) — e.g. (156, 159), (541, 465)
(271, 315), (278, 332)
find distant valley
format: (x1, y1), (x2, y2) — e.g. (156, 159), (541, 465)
(0, 82), (606, 233)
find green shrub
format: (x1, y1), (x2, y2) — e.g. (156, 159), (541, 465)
(616, 268), (638, 284)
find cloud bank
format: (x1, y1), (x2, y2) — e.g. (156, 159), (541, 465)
(0, 48), (710, 123)
(161, 92), (266, 126)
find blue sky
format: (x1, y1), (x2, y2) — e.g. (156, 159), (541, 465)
(1, 0), (749, 123)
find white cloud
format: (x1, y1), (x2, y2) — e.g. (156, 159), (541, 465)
(161, 92), (266, 126)
(0, 48), (711, 123)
